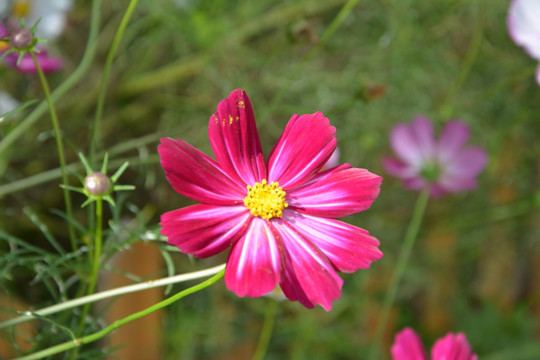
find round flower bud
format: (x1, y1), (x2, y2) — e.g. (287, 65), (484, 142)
(10, 28), (34, 49)
(84, 172), (111, 196)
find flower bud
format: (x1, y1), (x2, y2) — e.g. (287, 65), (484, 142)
(84, 172), (111, 196)
(10, 28), (33, 49)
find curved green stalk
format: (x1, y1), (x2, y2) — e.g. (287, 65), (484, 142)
(0, 264), (225, 329)
(29, 52), (76, 249)
(15, 269), (226, 360)
(368, 187), (431, 360)
(89, 0), (140, 163)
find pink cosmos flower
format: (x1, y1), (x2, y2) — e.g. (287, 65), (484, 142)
(382, 116), (487, 197)
(391, 327), (478, 360)
(159, 89), (383, 310)
(507, 0), (540, 85)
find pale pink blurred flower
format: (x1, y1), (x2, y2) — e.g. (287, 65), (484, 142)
(159, 89), (383, 310)
(391, 328), (478, 360)
(382, 116), (487, 197)
(322, 147), (340, 171)
(507, 0), (540, 85)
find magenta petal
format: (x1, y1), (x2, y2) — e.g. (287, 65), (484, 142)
(287, 165), (382, 218)
(3, 52), (64, 73)
(437, 121), (470, 164)
(159, 137), (246, 204)
(225, 217), (281, 297)
(272, 217), (343, 311)
(208, 89), (266, 185)
(411, 116), (436, 159)
(391, 328), (428, 360)
(268, 112), (337, 189)
(161, 204), (250, 257)
(446, 146), (488, 178)
(431, 332), (478, 360)
(283, 211), (382, 273)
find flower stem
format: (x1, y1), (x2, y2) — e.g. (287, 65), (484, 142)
(0, 264), (225, 329)
(14, 269), (226, 360)
(252, 299), (278, 360)
(368, 187), (430, 360)
(29, 52), (76, 250)
(89, 0), (139, 164)
(75, 198), (103, 336)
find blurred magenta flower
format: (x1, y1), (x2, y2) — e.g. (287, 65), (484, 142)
(159, 89), (383, 310)
(507, 0), (540, 85)
(2, 48), (63, 73)
(391, 327), (478, 360)
(382, 117), (487, 197)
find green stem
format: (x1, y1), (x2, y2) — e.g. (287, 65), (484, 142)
(15, 269), (226, 360)
(368, 187), (431, 360)
(89, 0), (140, 164)
(75, 199), (103, 337)
(29, 52), (76, 250)
(252, 299), (278, 360)
(0, 264), (225, 329)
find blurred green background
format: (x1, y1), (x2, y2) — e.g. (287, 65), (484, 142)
(1, 0), (540, 359)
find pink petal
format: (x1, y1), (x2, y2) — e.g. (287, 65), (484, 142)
(390, 328), (428, 360)
(3, 51), (63, 73)
(403, 177), (427, 191)
(287, 164), (382, 218)
(507, 0), (540, 59)
(382, 156), (418, 179)
(272, 217), (343, 311)
(437, 121), (470, 164)
(431, 332), (478, 360)
(161, 204), (250, 258)
(208, 89), (266, 185)
(390, 123), (424, 168)
(411, 116), (436, 159)
(267, 112), (337, 189)
(159, 137), (246, 205)
(283, 211), (382, 273)
(437, 176), (478, 194)
(445, 146), (488, 178)
(225, 217), (281, 297)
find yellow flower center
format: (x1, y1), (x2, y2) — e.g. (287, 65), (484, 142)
(12, 1), (32, 18)
(243, 180), (288, 220)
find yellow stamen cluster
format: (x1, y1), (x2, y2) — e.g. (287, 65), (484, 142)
(243, 180), (288, 220)
(13, 1), (31, 18)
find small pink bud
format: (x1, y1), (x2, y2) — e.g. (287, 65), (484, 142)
(10, 28), (33, 49)
(84, 172), (111, 196)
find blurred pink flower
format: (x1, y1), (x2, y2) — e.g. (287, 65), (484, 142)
(159, 89), (383, 310)
(382, 116), (487, 197)
(3, 48), (63, 73)
(507, 0), (540, 85)
(391, 328), (478, 360)
(322, 147), (340, 171)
